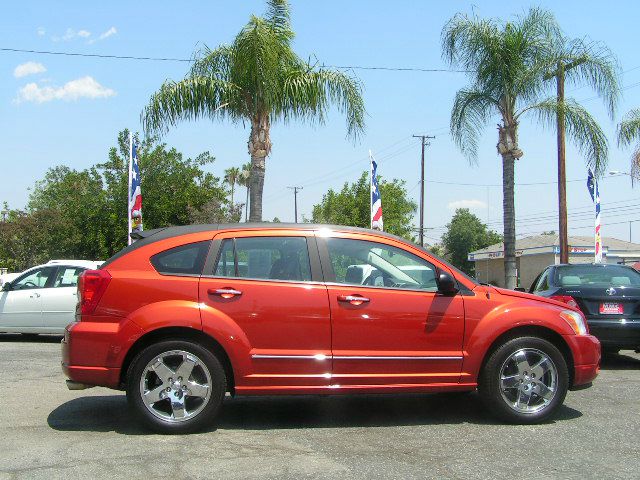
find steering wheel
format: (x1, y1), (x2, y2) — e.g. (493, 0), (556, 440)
(21, 281), (37, 288)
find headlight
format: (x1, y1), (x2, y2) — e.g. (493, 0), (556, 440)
(560, 310), (588, 335)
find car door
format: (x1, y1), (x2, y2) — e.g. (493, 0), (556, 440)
(40, 266), (85, 332)
(318, 233), (465, 387)
(199, 231), (332, 391)
(0, 266), (56, 331)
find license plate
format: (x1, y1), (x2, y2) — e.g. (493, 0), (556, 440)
(600, 302), (623, 314)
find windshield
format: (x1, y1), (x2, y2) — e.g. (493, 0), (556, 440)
(554, 265), (640, 287)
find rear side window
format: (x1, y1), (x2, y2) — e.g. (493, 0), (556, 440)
(151, 241), (210, 276)
(214, 237), (312, 282)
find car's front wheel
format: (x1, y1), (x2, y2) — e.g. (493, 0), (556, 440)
(479, 336), (569, 424)
(126, 340), (226, 434)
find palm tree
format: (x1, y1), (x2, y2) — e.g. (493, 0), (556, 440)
(617, 109), (640, 178)
(442, 8), (610, 289)
(238, 162), (252, 221)
(224, 166), (241, 207)
(142, 0), (365, 222)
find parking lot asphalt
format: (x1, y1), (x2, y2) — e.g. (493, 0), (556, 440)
(0, 335), (638, 480)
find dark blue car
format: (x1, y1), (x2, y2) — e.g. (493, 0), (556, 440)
(530, 264), (640, 353)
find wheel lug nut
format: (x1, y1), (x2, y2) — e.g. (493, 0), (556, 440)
(166, 387), (171, 392)
(178, 377), (182, 382)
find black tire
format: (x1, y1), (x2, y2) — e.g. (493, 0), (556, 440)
(478, 336), (569, 424)
(126, 340), (226, 434)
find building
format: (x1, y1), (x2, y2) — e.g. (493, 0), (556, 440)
(468, 234), (640, 290)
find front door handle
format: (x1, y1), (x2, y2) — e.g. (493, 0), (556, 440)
(30, 292), (41, 298)
(337, 294), (370, 306)
(209, 288), (242, 299)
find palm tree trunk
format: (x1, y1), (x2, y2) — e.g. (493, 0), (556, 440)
(498, 122), (523, 289)
(244, 187), (249, 222)
(248, 114), (271, 222)
(230, 183), (235, 207)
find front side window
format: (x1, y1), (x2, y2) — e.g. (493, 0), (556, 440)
(213, 237), (312, 282)
(151, 241), (210, 275)
(12, 267), (56, 290)
(52, 267), (85, 288)
(326, 238), (438, 291)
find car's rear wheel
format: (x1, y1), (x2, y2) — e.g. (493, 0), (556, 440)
(126, 340), (226, 434)
(479, 336), (568, 424)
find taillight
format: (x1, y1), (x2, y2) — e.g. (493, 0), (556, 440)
(77, 269), (111, 316)
(550, 295), (579, 309)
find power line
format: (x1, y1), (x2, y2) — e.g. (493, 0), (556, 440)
(0, 47), (468, 72)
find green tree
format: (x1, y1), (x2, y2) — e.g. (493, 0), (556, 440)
(0, 209), (76, 271)
(142, 0), (365, 222)
(311, 171), (417, 239)
(21, 130), (230, 263)
(617, 109), (640, 178)
(224, 166), (242, 207)
(442, 8), (615, 288)
(441, 208), (501, 275)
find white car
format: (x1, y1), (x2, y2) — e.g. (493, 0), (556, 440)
(0, 260), (102, 335)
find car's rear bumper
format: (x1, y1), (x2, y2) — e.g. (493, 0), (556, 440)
(587, 318), (640, 349)
(62, 318), (143, 389)
(563, 334), (601, 388)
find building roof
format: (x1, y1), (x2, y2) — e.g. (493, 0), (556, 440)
(472, 234), (640, 254)
(469, 234), (640, 261)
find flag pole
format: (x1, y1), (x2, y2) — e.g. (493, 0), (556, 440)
(127, 131), (133, 246)
(369, 150), (373, 230)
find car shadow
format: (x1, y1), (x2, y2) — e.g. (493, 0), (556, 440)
(47, 392), (582, 435)
(600, 351), (640, 370)
(0, 333), (62, 343)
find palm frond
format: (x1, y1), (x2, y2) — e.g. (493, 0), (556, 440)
(560, 37), (620, 117)
(617, 108), (640, 147)
(523, 97), (609, 175)
(277, 66), (365, 139)
(265, 0), (293, 42)
(450, 88), (500, 163)
(141, 77), (238, 136)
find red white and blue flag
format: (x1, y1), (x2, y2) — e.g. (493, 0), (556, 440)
(587, 168), (602, 263)
(128, 133), (143, 244)
(370, 151), (383, 231)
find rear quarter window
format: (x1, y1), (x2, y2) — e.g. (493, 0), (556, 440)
(150, 241), (211, 276)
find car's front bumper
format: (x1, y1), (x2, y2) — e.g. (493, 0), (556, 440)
(62, 318), (143, 389)
(564, 334), (601, 388)
(587, 317), (640, 349)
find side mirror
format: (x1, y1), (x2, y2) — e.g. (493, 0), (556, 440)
(1, 281), (12, 292)
(437, 272), (459, 296)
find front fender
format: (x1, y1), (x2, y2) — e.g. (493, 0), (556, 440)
(462, 299), (575, 381)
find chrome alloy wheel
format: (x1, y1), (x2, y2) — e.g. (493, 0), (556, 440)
(499, 348), (558, 414)
(139, 350), (212, 423)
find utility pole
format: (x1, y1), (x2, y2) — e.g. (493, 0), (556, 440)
(287, 186), (303, 223)
(545, 58), (586, 264)
(413, 134), (435, 247)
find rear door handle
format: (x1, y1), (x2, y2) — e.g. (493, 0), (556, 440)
(337, 295), (370, 305)
(208, 288), (242, 299)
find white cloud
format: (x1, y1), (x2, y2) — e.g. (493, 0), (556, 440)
(52, 27), (92, 42)
(99, 26), (117, 40)
(15, 76), (116, 104)
(447, 199), (488, 210)
(37, 27), (45, 36)
(13, 62), (47, 78)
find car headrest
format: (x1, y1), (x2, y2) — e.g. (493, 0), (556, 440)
(560, 275), (582, 286)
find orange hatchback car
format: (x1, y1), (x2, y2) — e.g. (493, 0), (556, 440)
(62, 224), (600, 433)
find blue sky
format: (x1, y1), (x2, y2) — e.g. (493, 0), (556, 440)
(2, 0), (640, 245)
